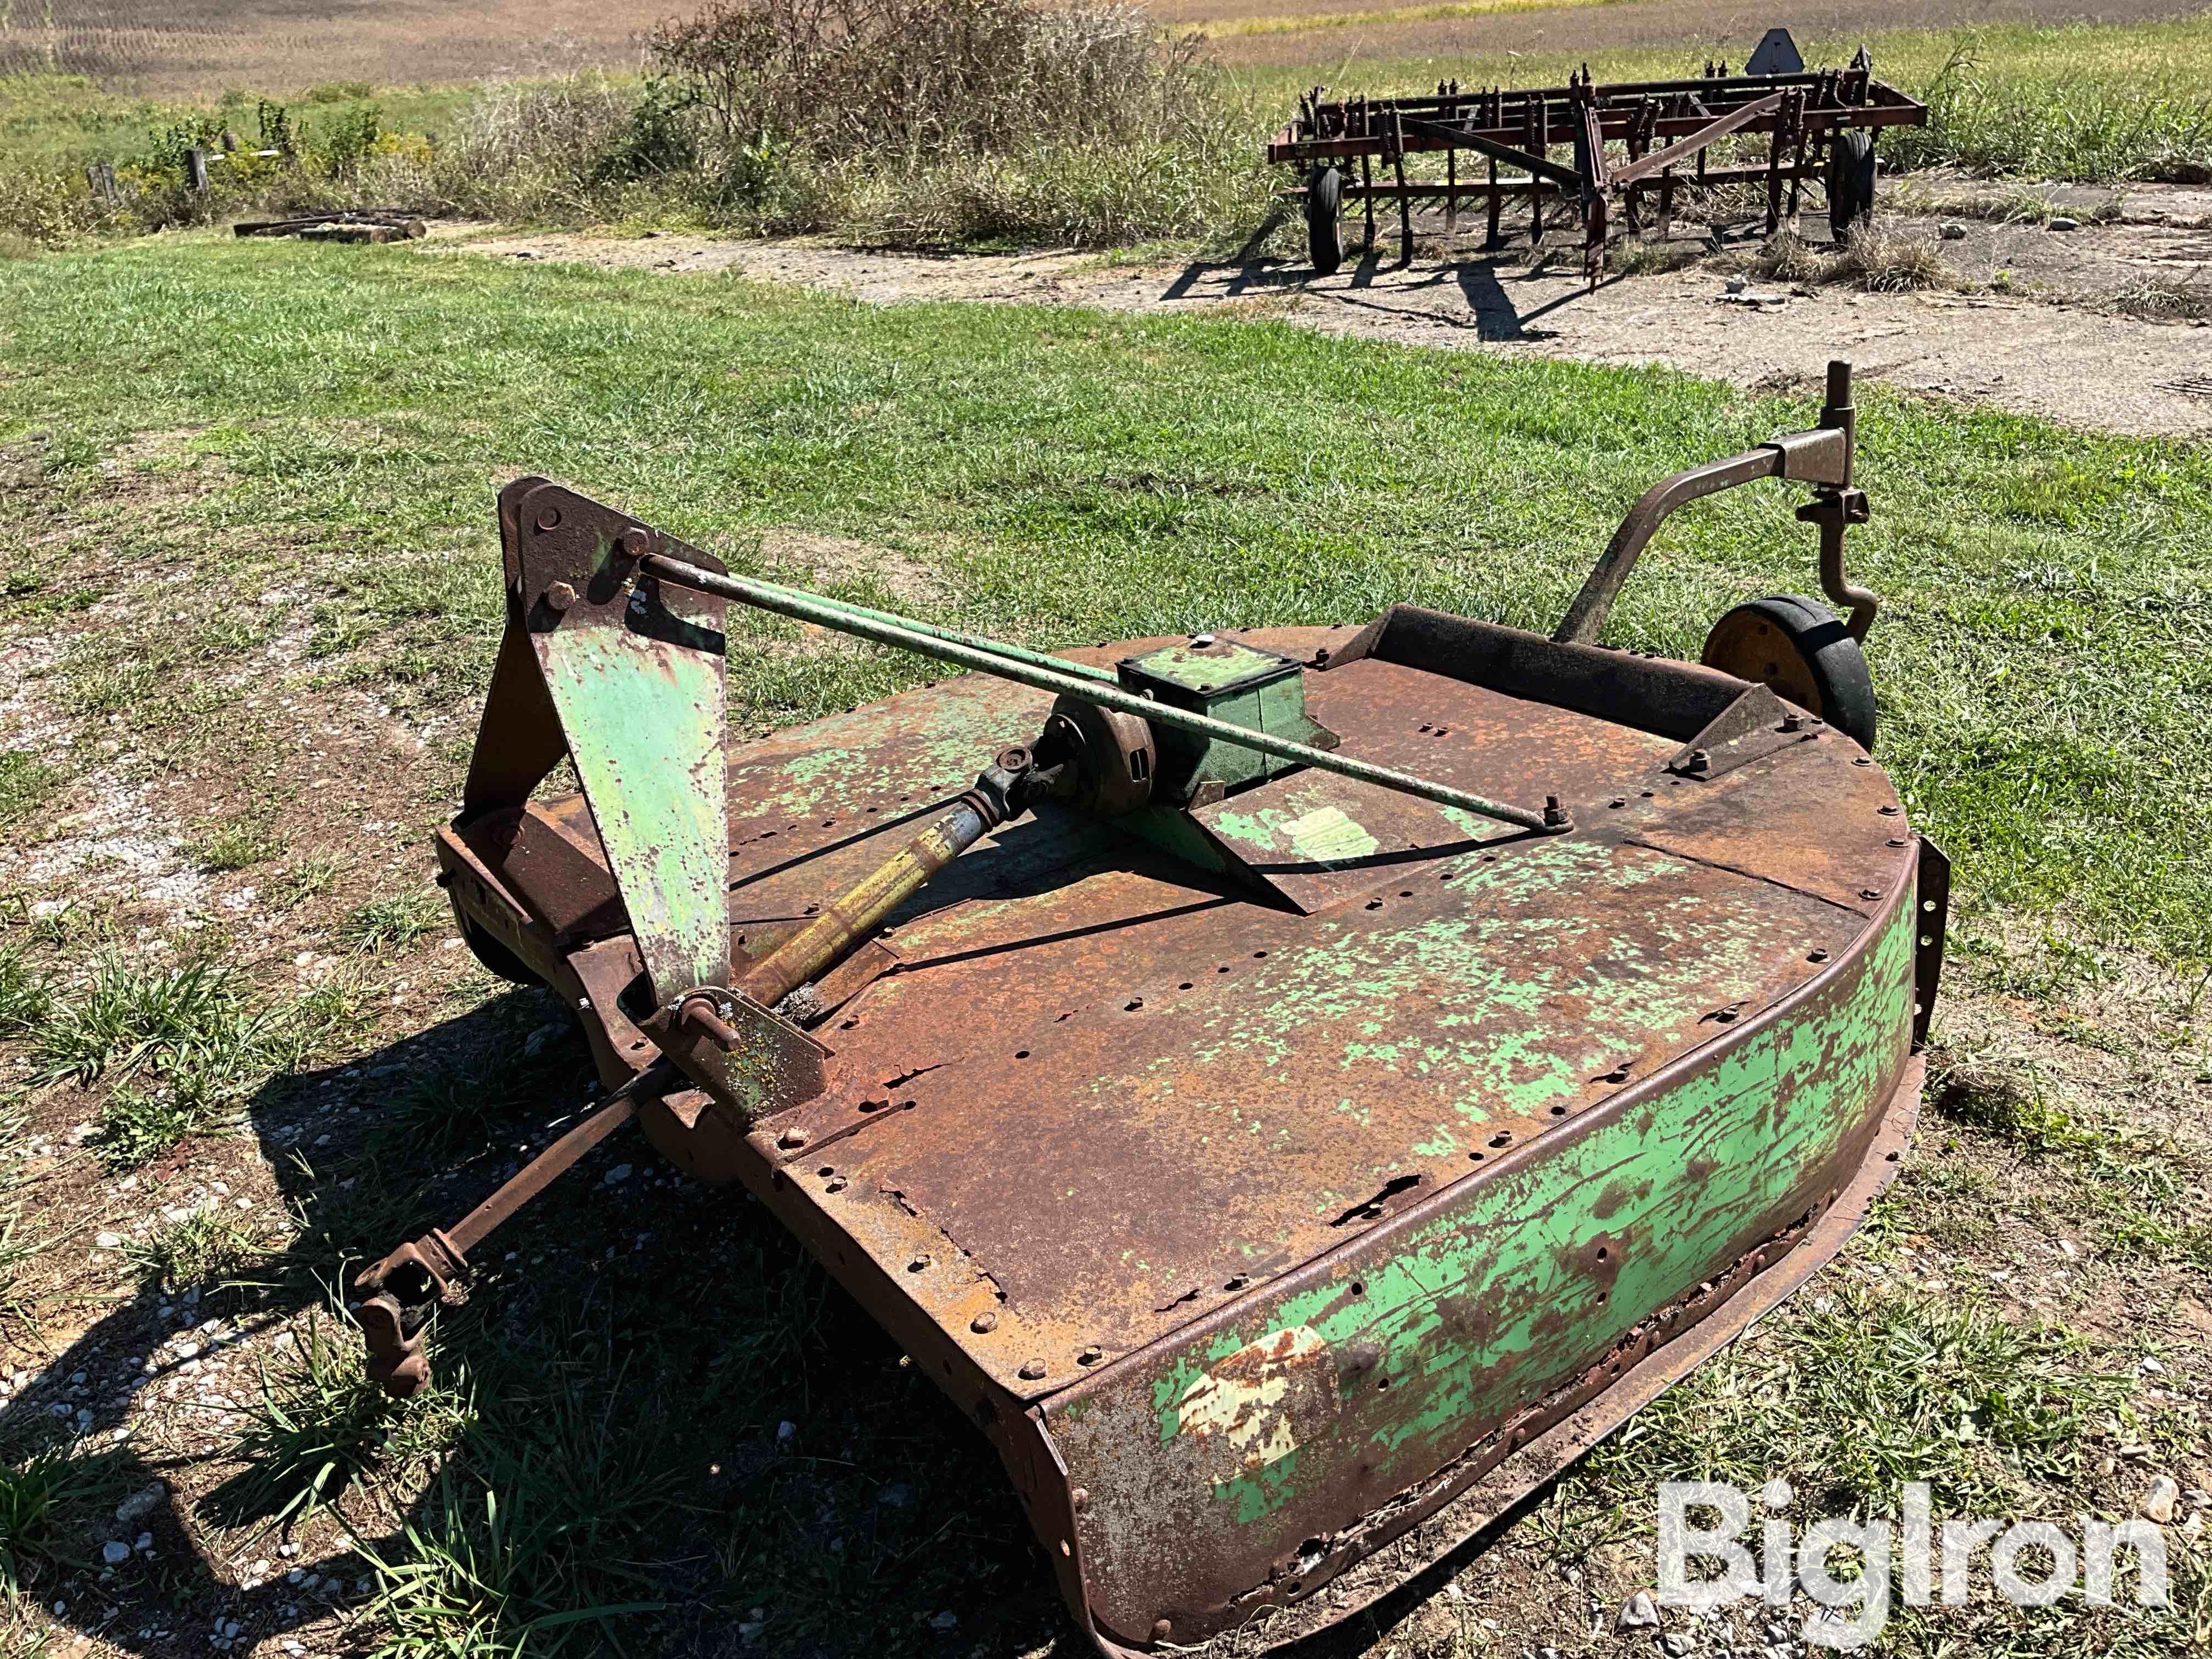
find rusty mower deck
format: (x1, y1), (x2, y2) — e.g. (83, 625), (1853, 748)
(358, 362), (1944, 1653)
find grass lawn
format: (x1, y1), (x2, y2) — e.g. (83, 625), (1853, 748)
(0, 238), (2204, 1656)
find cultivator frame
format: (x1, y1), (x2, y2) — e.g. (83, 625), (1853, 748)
(1266, 39), (1927, 279)
(356, 364), (1946, 1654)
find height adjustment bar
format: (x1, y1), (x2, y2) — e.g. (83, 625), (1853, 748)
(1553, 359), (1879, 646)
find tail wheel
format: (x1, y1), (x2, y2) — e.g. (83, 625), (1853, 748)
(1306, 165), (1344, 275)
(1827, 128), (1878, 238)
(460, 915), (541, 987)
(1700, 594), (1878, 752)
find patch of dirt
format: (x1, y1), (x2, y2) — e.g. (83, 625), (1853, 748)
(761, 527), (948, 606)
(434, 185), (2212, 439)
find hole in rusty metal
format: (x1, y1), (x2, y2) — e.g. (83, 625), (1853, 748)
(1217, 965), (1231, 973)
(1398, 889), (1413, 898)
(1252, 951), (1268, 960)
(1015, 1049), (1030, 1059)
(1376, 1376), (1391, 1390)
(1077, 1346), (1103, 1365)
(1549, 1104), (1567, 1116)
(1328, 1173), (1423, 1227)
(1364, 900), (1383, 911)
(1710, 1007), (1739, 1024)
(1222, 1274), (1248, 1291)
(1124, 998), (1144, 1011)
(906, 1256), (930, 1272)
(900, 1098), (917, 1110)
(1350, 1280), (1364, 1296)
(816, 1165), (834, 1177)
(1488, 1131), (1511, 1148)
(1178, 981), (1193, 990)
(1468, 1152), (1484, 1161)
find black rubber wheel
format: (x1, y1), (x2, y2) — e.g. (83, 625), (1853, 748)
(1700, 594), (1878, 752)
(1306, 165), (1344, 275)
(460, 914), (541, 988)
(1827, 128), (1877, 239)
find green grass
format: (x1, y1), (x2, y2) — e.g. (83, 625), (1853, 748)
(210, 1307), (469, 1529)
(0, 236), (2202, 1658)
(0, 1428), (136, 1600)
(191, 814), (278, 873)
(40, 955), (357, 1165)
(342, 890), (447, 953)
(2, 239), (2205, 962)
(125, 1206), (270, 1290)
(0, 750), (60, 828)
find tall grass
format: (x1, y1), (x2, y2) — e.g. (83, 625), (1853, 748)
(0, 0), (1272, 247)
(1888, 35), (2212, 182)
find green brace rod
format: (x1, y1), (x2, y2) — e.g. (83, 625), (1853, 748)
(641, 554), (1570, 837)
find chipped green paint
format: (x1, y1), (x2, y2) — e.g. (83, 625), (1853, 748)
(1210, 804), (1380, 865)
(536, 620), (728, 998)
(1156, 838), (1764, 1125)
(1138, 896), (1915, 1523)
(1122, 641), (1290, 692)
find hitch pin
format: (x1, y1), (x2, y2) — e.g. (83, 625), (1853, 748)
(356, 1060), (668, 1396)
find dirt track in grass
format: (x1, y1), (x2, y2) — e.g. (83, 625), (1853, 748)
(430, 177), (2212, 441)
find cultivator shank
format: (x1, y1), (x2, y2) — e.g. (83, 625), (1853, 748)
(357, 365), (1943, 1653)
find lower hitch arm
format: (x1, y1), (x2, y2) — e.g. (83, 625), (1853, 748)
(354, 1062), (667, 1397)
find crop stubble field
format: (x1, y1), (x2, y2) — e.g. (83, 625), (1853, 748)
(3, 0), (2207, 92)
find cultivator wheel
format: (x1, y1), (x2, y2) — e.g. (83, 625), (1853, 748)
(1306, 165), (1344, 274)
(1827, 127), (1878, 237)
(1701, 593), (1877, 751)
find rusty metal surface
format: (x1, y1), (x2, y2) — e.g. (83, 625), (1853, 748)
(721, 647), (1912, 1400)
(1187, 656), (1679, 912)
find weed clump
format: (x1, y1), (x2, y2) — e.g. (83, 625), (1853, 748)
(35, 956), (354, 1169)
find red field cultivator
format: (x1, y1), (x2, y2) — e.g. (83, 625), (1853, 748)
(1266, 31), (1928, 278)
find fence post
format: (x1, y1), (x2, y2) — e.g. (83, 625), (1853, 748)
(185, 147), (210, 193)
(84, 161), (120, 204)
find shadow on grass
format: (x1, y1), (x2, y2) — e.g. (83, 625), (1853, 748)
(10, 985), (1071, 1656)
